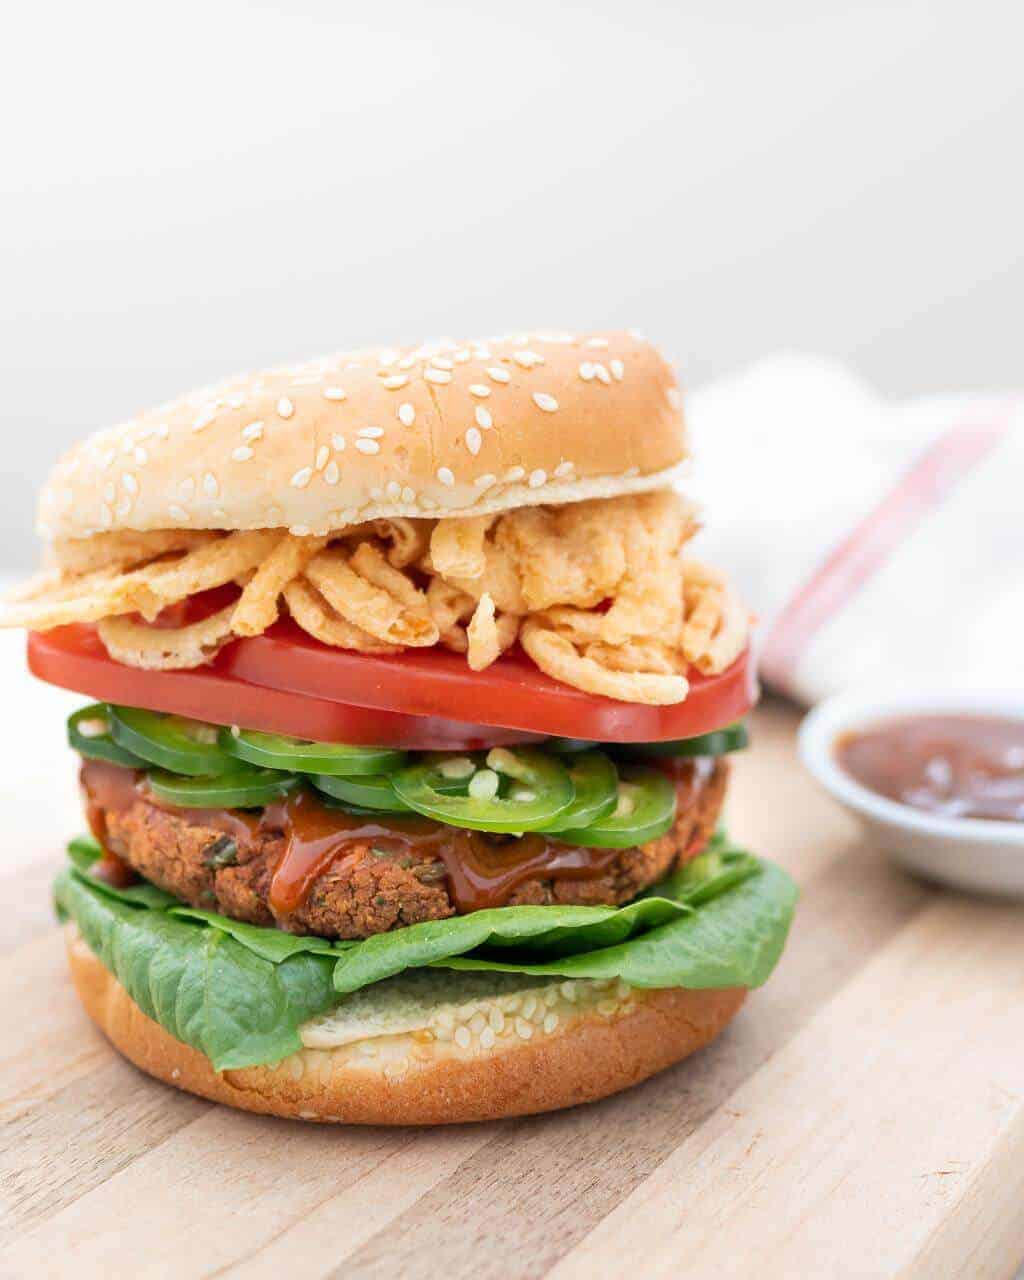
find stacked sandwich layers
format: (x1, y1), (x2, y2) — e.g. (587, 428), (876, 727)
(8, 330), (796, 1123)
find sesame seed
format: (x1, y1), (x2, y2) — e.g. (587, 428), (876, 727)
(512, 350), (544, 368)
(667, 387), (682, 409)
(554, 461), (574, 478)
(377, 349), (399, 367)
(475, 406), (493, 430)
(355, 439), (380, 455)
(424, 368), (452, 386)
(437, 466), (455, 487)
(430, 356), (454, 371)
(291, 467), (313, 489)
(203, 473), (220, 498)
(169, 504), (188, 522)
(532, 393), (559, 412)
(100, 450), (116, 470)
(397, 355), (417, 370)
(276, 397), (295, 419)
(528, 469), (547, 488)
(401, 486), (416, 503)
(242, 421), (265, 441)
(610, 358), (625, 380)
(358, 425), (384, 438)
(454, 349), (471, 363)
(474, 473), (496, 489)
(480, 1027), (496, 1050)
(454, 1026), (471, 1049)
(594, 364), (612, 385)
(192, 408), (216, 433)
(324, 461), (340, 485)
(386, 480), (402, 500)
(515, 1018), (534, 1041)
(291, 525), (311, 536)
(122, 473), (139, 496)
(315, 445), (330, 471)
(322, 386), (346, 401)
(579, 362), (596, 381)
(489, 1008), (505, 1032)
(155, 424), (170, 439)
(381, 374), (409, 390)
(332, 434), (346, 451)
(468, 384), (491, 398)
(232, 446), (254, 462)
(487, 367), (511, 383)
(103, 482), (116, 503)
(505, 466), (525, 483)
(134, 446), (149, 466)
(100, 504), (113, 527)
(543, 1013), (559, 1034)
(586, 336), (610, 348)
(466, 427), (482, 456)
(180, 477), (196, 499)
(398, 402), (416, 426)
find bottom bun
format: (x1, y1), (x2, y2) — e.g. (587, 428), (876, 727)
(66, 928), (746, 1125)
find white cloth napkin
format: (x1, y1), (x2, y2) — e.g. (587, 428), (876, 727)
(682, 355), (1023, 706)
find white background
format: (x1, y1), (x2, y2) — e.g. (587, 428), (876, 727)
(2, 0), (1023, 568)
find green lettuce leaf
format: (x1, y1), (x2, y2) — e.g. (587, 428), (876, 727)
(328, 839), (786, 994)
(436, 859), (798, 990)
(169, 907), (354, 962)
(55, 867), (338, 1070)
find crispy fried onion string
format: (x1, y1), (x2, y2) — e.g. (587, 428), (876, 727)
(97, 605), (238, 671)
(0, 494), (748, 702)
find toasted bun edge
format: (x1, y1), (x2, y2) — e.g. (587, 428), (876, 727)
(66, 928), (745, 1125)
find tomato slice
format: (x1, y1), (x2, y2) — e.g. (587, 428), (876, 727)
(29, 627), (544, 750)
(28, 622), (757, 749)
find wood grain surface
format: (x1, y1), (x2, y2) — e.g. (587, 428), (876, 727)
(1, 696), (1022, 1279)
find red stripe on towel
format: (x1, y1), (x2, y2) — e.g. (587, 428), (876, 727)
(761, 410), (1014, 692)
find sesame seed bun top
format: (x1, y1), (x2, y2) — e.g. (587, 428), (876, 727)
(38, 330), (687, 542)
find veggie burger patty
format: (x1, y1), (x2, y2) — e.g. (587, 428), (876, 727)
(87, 760), (728, 940)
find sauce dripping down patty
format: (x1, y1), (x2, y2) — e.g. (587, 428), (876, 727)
(80, 760), (717, 919)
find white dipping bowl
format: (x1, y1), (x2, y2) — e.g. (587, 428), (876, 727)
(799, 688), (1024, 899)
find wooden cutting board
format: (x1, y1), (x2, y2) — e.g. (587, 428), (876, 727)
(1, 697), (1022, 1279)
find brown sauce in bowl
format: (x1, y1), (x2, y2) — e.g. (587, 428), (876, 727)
(835, 714), (1024, 823)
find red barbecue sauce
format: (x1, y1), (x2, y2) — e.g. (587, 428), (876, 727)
(836, 714), (1024, 823)
(80, 759), (715, 922)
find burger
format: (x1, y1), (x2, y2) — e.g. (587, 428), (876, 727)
(2, 330), (796, 1124)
